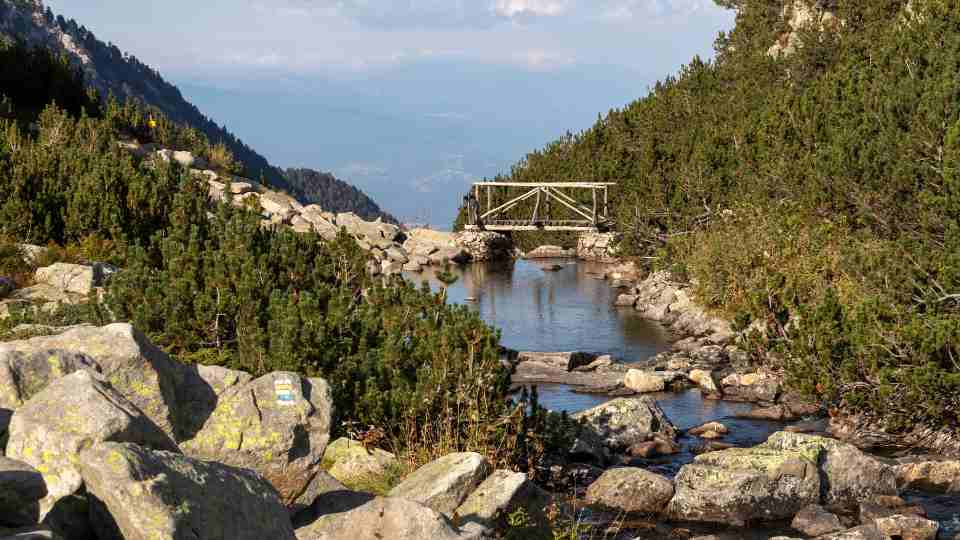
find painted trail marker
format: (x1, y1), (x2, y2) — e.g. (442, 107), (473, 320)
(275, 377), (296, 406)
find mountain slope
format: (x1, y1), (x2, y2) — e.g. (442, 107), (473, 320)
(486, 0), (960, 430)
(0, 0), (395, 223)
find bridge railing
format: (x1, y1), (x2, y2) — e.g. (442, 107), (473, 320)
(464, 181), (616, 232)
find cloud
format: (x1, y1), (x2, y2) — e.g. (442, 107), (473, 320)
(493, 0), (570, 18)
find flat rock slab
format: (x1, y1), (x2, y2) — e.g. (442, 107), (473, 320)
(791, 504), (844, 537)
(388, 452), (491, 516)
(81, 442), (295, 540)
(295, 496), (462, 540)
(895, 458), (960, 494)
(5, 370), (177, 517)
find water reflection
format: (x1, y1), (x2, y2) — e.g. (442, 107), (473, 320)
(407, 259), (671, 361)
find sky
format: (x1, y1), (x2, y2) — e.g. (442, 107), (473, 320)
(45, 0), (735, 227)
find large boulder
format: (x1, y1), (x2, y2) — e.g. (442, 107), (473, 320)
(762, 432), (897, 508)
(260, 191), (296, 222)
(336, 213), (400, 245)
(873, 514), (939, 540)
(0, 324), (183, 441)
(585, 467), (674, 515)
(33, 263), (102, 296)
(0, 349), (99, 411)
(174, 364), (252, 440)
(321, 437), (398, 487)
(80, 442), (295, 540)
(0, 456), (46, 526)
(454, 469), (549, 531)
(666, 439), (822, 525)
(5, 370), (178, 516)
(294, 496), (461, 540)
(388, 452), (491, 517)
(289, 470), (348, 518)
(179, 372), (333, 505)
(572, 397), (677, 452)
(453, 231), (511, 261)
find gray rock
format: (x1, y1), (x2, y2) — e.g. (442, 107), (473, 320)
(763, 432), (897, 508)
(388, 452), (491, 517)
(290, 470), (347, 517)
(33, 264), (96, 296)
(791, 504), (844, 536)
(0, 349), (100, 410)
(719, 371), (781, 403)
(689, 369), (720, 395)
(623, 369), (665, 393)
(0, 324), (183, 441)
(5, 370), (177, 517)
(614, 294), (639, 307)
(294, 496), (461, 540)
(585, 467), (674, 515)
(173, 364), (252, 441)
(455, 469), (549, 531)
(260, 191), (296, 222)
(666, 439), (822, 525)
(81, 442), (295, 540)
(179, 372), (333, 505)
(0, 457), (46, 526)
(572, 397), (677, 452)
(321, 437), (398, 487)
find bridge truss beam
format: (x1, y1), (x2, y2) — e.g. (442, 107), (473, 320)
(463, 182), (616, 232)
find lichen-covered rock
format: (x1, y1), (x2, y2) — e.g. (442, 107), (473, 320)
(572, 397), (677, 452)
(585, 467), (674, 515)
(666, 440), (822, 525)
(388, 452), (491, 516)
(0, 324), (183, 441)
(80, 442), (295, 540)
(5, 370), (178, 516)
(0, 456), (46, 526)
(179, 372), (333, 505)
(294, 496), (461, 540)
(455, 469), (549, 531)
(894, 457), (960, 493)
(763, 432), (896, 508)
(0, 349), (99, 410)
(688, 421), (729, 440)
(791, 505), (844, 537)
(321, 437), (398, 486)
(174, 364), (253, 440)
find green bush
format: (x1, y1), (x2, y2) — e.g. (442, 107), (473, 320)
(476, 0), (960, 430)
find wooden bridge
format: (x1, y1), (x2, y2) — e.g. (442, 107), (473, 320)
(463, 182), (616, 232)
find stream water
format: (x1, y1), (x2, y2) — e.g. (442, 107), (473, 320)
(405, 258), (959, 537)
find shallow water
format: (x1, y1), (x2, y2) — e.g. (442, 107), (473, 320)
(405, 259), (960, 535)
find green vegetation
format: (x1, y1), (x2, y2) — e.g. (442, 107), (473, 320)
(0, 40), (576, 472)
(466, 0), (960, 430)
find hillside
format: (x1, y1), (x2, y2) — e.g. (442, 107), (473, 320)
(478, 0), (960, 430)
(0, 0), (396, 223)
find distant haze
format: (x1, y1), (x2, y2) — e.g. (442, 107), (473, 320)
(45, 1), (734, 227)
